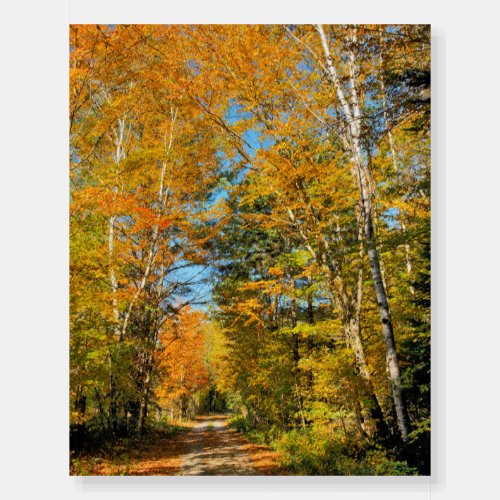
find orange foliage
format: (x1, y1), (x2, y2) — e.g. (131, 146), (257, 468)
(155, 308), (209, 408)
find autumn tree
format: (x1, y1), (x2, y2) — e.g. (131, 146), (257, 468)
(155, 308), (209, 420)
(70, 25), (225, 437)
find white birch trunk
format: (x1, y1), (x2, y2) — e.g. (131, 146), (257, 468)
(316, 24), (411, 442)
(108, 117), (126, 340)
(108, 215), (120, 338)
(120, 107), (177, 338)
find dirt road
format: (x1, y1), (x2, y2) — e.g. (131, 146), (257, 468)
(179, 415), (257, 475)
(77, 414), (281, 476)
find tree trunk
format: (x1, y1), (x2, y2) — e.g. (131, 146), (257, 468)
(94, 387), (107, 431)
(347, 318), (390, 440)
(364, 218), (411, 441)
(345, 269), (390, 441)
(108, 369), (118, 435)
(286, 204), (390, 438)
(306, 276), (314, 389)
(290, 286), (306, 428)
(137, 354), (153, 434)
(316, 24), (411, 442)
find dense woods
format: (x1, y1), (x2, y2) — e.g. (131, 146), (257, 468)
(70, 24), (430, 475)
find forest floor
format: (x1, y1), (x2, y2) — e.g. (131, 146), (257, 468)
(71, 414), (283, 476)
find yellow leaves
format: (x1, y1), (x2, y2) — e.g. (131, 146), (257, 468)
(225, 298), (266, 328)
(268, 266), (285, 277)
(70, 410), (86, 426)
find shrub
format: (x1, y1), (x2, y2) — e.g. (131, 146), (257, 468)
(273, 429), (418, 476)
(229, 414), (252, 433)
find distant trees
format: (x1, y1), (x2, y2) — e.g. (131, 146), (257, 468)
(155, 308), (209, 421)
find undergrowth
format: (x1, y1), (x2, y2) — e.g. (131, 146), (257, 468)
(229, 414), (418, 476)
(70, 419), (186, 475)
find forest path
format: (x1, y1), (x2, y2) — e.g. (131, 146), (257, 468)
(178, 415), (257, 475)
(84, 414), (283, 476)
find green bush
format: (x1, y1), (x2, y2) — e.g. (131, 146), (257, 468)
(273, 429), (418, 476)
(229, 414), (252, 433)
